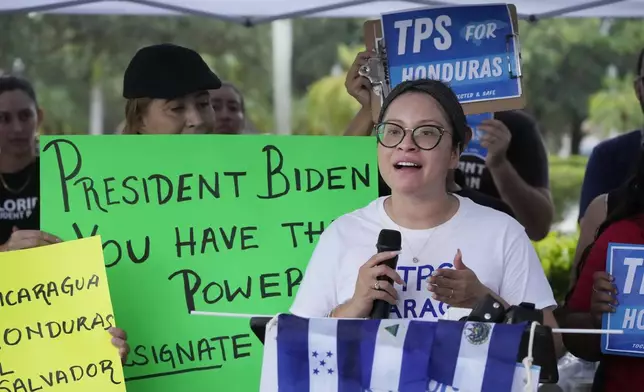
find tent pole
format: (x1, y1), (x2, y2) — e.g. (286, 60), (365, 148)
(272, 19), (293, 135)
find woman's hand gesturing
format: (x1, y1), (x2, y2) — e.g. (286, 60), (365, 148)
(428, 249), (488, 308)
(336, 251), (404, 318)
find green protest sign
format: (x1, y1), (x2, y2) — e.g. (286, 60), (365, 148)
(39, 134), (377, 391)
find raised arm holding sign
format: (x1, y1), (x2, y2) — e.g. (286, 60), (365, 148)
(348, 4), (553, 240)
(359, 4), (524, 117)
(380, 5), (521, 105)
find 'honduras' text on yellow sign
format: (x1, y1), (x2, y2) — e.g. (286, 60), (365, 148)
(381, 4), (521, 104)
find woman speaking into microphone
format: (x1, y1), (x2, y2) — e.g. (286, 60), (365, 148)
(290, 79), (561, 339)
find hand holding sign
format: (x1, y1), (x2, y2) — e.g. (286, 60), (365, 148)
(601, 243), (644, 357)
(478, 119), (511, 168)
(108, 327), (130, 364)
(427, 249), (487, 307)
(0, 236), (126, 392)
(591, 271), (617, 327)
(2, 227), (62, 251)
(380, 4), (522, 106)
(346, 51), (376, 109)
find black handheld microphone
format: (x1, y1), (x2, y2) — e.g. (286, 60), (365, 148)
(369, 229), (402, 319)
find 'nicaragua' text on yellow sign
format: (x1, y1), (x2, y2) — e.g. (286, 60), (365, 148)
(0, 236), (126, 392)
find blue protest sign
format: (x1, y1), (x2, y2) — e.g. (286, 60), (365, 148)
(602, 243), (644, 357)
(381, 4), (521, 104)
(462, 113), (493, 160)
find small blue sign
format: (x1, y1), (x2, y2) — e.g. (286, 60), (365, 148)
(381, 4), (521, 104)
(462, 113), (493, 160)
(602, 243), (644, 357)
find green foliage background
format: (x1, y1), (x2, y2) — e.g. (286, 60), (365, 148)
(534, 231), (579, 303)
(536, 155), (587, 302)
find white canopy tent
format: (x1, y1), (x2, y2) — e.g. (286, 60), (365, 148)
(1, 0), (642, 133)
(3, 0), (644, 22)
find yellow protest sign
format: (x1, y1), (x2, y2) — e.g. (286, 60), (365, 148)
(0, 236), (126, 392)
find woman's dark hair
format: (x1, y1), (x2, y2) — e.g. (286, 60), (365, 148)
(377, 79), (468, 149)
(0, 75), (38, 105)
(564, 145), (644, 304)
(636, 47), (644, 75)
(220, 81), (245, 114)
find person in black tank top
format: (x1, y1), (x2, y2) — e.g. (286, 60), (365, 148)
(0, 75), (130, 363)
(0, 75), (58, 250)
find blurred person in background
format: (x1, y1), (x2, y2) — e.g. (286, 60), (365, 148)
(210, 81), (247, 134)
(4, 43), (221, 250)
(570, 48), (644, 284)
(0, 75), (130, 361)
(0, 75), (44, 249)
(560, 145), (644, 392)
(121, 43), (221, 135)
(577, 48), (644, 222)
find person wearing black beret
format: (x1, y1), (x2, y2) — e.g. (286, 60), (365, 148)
(121, 43), (222, 135)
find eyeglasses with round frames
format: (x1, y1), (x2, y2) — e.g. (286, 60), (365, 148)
(375, 122), (451, 151)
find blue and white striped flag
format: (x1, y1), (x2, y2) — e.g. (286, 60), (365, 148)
(260, 314), (540, 392)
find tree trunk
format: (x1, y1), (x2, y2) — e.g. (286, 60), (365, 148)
(569, 112), (584, 156)
(534, 106), (547, 138)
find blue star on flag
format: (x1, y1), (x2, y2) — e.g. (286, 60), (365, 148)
(310, 348), (336, 377)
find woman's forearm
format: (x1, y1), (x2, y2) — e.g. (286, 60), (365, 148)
(560, 312), (602, 361)
(344, 107), (374, 137)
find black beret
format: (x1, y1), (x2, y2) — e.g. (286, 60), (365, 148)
(123, 43), (221, 100)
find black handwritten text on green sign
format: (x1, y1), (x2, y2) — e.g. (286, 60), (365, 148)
(40, 135), (377, 392)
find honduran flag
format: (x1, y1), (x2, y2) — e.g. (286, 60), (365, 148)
(260, 314), (540, 392)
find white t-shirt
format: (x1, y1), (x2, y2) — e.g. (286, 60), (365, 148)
(290, 194), (556, 320)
